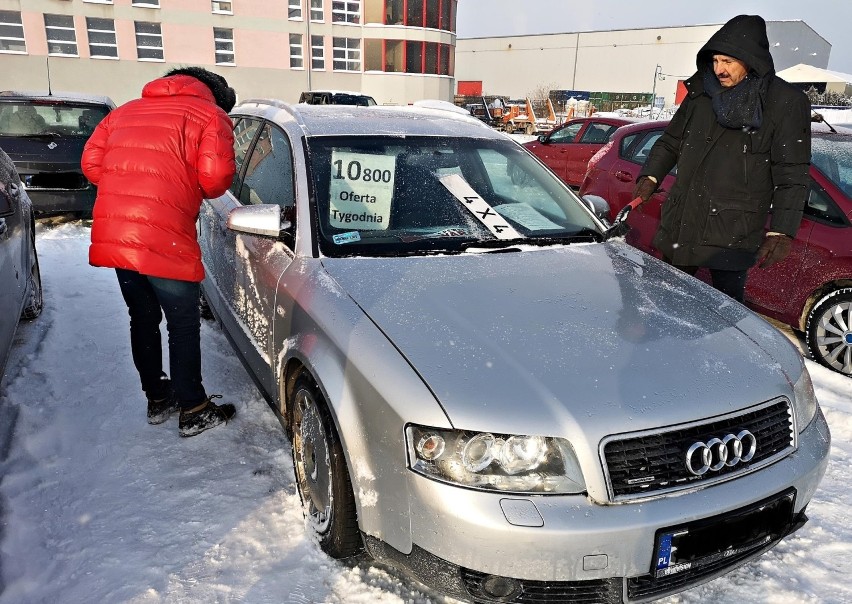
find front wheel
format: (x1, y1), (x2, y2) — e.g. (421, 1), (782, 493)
(21, 233), (43, 320)
(290, 374), (362, 558)
(806, 288), (852, 376)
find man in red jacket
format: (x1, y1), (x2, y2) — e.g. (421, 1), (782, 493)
(82, 67), (237, 437)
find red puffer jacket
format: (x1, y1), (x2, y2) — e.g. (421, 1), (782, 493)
(82, 75), (235, 282)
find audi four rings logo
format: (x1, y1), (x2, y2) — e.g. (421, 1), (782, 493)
(685, 430), (757, 476)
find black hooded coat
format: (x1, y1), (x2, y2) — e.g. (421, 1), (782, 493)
(639, 15), (811, 269)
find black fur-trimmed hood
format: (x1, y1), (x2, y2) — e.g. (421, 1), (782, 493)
(164, 66), (236, 112)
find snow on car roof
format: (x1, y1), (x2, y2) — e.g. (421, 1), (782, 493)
(238, 100), (503, 139)
(0, 90), (116, 108)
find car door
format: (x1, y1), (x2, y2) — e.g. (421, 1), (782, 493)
(564, 121), (620, 188)
(0, 162), (25, 375)
(199, 116), (263, 314)
(531, 121), (584, 184)
(745, 180), (845, 315)
(607, 128), (670, 256)
(201, 119), (298, 398)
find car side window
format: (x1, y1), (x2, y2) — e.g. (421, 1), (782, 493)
(240, 124), (296, 219)
(619, 133), (641, 158)
(229, 118), (263, 198)
(627, 131), (663, 165)
(579, 123), (616, 144)
(805, 181), (848, 226)
(548, 122), (583, 144)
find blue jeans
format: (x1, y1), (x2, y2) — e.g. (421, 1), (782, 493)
(115, 269), (207, 408)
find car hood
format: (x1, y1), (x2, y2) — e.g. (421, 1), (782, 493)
(320, 242), (800, 442)
(0, 135), (86, 166)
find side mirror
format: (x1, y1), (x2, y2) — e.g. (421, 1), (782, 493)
(538, 134), (548, 144)
(227, 204), (291, 238)
(580, 194), (612, 223)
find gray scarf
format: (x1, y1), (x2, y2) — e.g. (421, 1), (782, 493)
(702, 67), (768, 131)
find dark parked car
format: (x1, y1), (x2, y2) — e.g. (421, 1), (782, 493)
(0, 146), (43, 386)
(298, 90), (377, 106)
(0, 91), (115, 217)
(523, 116), (636, 188)
(580, 120), (852, 376)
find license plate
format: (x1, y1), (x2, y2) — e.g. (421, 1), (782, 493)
(653, 490), (796, 578)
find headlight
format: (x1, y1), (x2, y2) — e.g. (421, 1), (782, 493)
(406, 425), (586, 494)
(792, 366), (818, 431)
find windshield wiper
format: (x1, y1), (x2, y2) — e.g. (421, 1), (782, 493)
(460, 231), (602, 252)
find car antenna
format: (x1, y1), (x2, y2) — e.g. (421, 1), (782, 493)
(811, 111), (836, 133)
(46, 56), (53, 96)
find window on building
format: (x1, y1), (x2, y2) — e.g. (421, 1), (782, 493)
(332, 37), (360, 71)
(332, 0), (359, 24)
(86, 17), (117, 58)
(363, 38), (453, 76)
(44, 14), (78, 56)
(131, 0), (160, 7)
(425, 0), (439, 29)
(405, 39), (422, 73)
(385, 0), (403, 25)
(214, 27), (234, 65)
(288, 0), (302, 20)
(0, 10), (27, 53)
(135, 21), (163, 61)
(384, 39), (403, 72)
(440, 0), (453, 31)
(406, 0), (423, 27)
(310, 0), (323, 22)
(289, 33), (303, 69)
(212, 1), (233, 14)
(311, 35), (325, 70)
(368, 0), (453, 31)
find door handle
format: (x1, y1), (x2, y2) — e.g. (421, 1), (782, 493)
(614, 170), (634, 182)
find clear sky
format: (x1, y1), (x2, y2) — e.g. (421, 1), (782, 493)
(456, 0), (852, 76)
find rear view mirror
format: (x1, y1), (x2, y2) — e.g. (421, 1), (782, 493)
(227, 204), (291, 238)
(581, 194), (612, 223)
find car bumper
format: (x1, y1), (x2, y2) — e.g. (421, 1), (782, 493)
(371, 406), (830, 602)
(24, 186), (96, 216)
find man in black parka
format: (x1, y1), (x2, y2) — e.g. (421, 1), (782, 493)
(632, 14), (811, 302)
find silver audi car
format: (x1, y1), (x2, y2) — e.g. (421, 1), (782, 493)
(198, 101), (830, 603)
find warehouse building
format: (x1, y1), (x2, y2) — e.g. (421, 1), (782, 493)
(455, 21), (831, 109)
(0, 0), (458, 106)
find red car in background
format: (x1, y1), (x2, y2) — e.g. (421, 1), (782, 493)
(523, 116), (636, 188)
(579, 120), (852, 377)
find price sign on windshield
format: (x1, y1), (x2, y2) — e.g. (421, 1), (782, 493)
(329, 151), (395, 230)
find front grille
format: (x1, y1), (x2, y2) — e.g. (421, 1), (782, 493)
(602, 399), (794, 500)
(26, 172), (88, 190)
(461, 569), (622, 604)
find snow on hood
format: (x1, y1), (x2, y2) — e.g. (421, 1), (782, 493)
(321, 242), (799, 446)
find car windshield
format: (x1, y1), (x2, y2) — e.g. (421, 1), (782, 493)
(0, 101), (109, 137)
(308, 135), (602, 257)
(812, 133), (852, 198)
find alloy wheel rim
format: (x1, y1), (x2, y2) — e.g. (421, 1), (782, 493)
(816, 300), (852, 375)
(294, 390), (332, 532)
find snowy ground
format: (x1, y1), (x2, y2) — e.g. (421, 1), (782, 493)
(1, 222), (850, 604)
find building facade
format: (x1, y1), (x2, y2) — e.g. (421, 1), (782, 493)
(0, 0), (458, 105)
(455, 21), (831, 108)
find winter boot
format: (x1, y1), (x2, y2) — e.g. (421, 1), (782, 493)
(147, 379), (179, 425)
(178, 395), (236, 437)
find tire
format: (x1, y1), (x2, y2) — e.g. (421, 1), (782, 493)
(290, 374), (362, 558)
(21, 234), (43, 320)
(806, 288), (852, 376)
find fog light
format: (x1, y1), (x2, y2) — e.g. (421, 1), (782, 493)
(482, 575), (521, 599)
